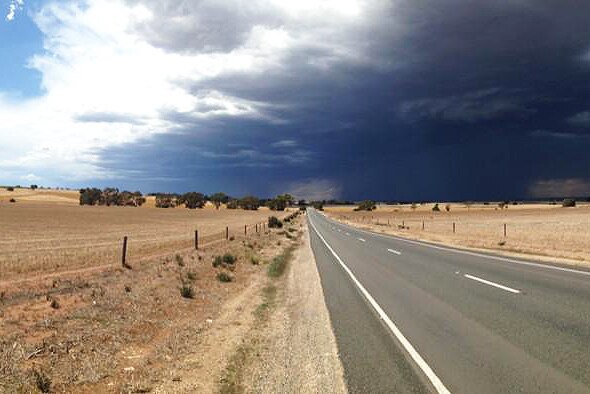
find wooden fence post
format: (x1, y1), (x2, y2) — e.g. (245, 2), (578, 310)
(504, 223), (507, 237)
(195, 230), (198, 250)
(122, 236), (130, 269)
(422, 221), (424, 230)
(226, 226), (229, 240)
(453, 222), (456, 233)
(245, 224), (247, 236)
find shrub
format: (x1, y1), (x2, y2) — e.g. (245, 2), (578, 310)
(6, 186), (14, 191)
(155, 194), (177, 208)
(9, 198), (15, 203)
(217, 272), (233, 283)
(445, 204), (451, 212)
(187, 272), (197, 281)
(222, 253), (237, 265)
(354, 200), (376, 211)
(267, 249), (292, 278)
(124, 285), (132, 293)
(432, 203), (440, 212)
(213, 256), (223, 268)
(411, 203), (417, 210)
(180, 284), (195, 299)
(33, 369), (51, 393)
(175, 254), (185, 267)
(250, 255), (260, 265)
(311, 201), (324, 210)
(268, 216), (283, 228)
(30, 184), (38, 190)
(50, 298), (60, 309)
(562, 198), (576, 208)
(226, 199), (239, 209)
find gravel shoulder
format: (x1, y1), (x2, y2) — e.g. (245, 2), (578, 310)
(243, 225), (347, 393)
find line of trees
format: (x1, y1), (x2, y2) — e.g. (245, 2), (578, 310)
(79, 188), (146, 207)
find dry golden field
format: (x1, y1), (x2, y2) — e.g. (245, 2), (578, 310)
(325, 202), (590, 266)
(0, 189), (289, 280)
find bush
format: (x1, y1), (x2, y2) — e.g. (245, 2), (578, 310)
(445, 204), (451, 212)
(250, 255), (260, 265)
(175, 254), (185, 267)
(226, 199), (239, 209)
(187, 272), (197, 281)
(9, 198), (15, 203)
(432, 203), (440, 212)
(33, 369), (51, 393)
(179, 192), (206, 209)
(268, 216), (283, 228)
(311, 201), (324, 210)
(217, 272), (233, 282)
(155, 194), (177, 208)
(562, 198), (576, 208)
(222, 253), (237, 265)
(180, 284), (195, 299)
(213, 256), (223, 268)
(354, 200), (376, 211)
(6, 187), (14, 191)
(50, 298), (60, 309)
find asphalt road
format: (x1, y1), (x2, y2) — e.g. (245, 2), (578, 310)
(307, 209), (590, 394)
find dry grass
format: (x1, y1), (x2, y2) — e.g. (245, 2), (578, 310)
(0, 211), (303, 393)
(326, 203), (590, 266)
(0, 191), (288, 280)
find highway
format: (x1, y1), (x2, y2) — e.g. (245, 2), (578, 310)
(307, 209), (590, 393)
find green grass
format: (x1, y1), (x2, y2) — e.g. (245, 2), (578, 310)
(267, 247), (294, 278)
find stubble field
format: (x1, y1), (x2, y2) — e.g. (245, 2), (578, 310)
(0, 190), (286, 281)
(325, 203), (590, 267)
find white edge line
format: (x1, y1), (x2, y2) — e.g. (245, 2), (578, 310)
(320, 212), (590, 277)
(308, 213), (451, 394)
(464, 274), (520, 294)
(387, 248), (402, 255)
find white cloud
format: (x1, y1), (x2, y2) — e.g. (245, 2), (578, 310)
(271, 139), (297, 148)
(5, 0), (23, 21)
(0, 0), (384, 183)
(21, 173), (40, 182)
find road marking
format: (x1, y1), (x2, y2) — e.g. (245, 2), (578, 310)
(358, 238), (366, 242)
(337, 229), (342, 232)
(319, 212), (590, 277)
(345, 232), (350, 236)
(387, 248), (402, 255)
(308, 214), (450, 394)
(464, 274), (521, 294)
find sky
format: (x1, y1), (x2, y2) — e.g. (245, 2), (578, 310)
(1, 0), (590, 201)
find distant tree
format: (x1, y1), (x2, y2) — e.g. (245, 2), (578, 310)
(6, 187), (14, 192)
(209, 192), (229, 209)
(239, 196), (260, 210)
(411, 203), (417, 210)
(181, 192), (206, 209)
(226, 199), (239, 209)
(101, 188), (120, 206)
(155, 194), (177, 208)
(432, 203), (440, 212)
(30, 184), (38, 190)
(354, 200), (376, 211)
(79, 188), (102, 205)
(311, 201), (324, 210)
(562, 198), (576, 208)
(267, 194), (295, 211)
(445, 204), (451, 212)
(298, 199), (306, 207)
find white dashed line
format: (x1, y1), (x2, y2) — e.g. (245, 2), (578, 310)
(345, 232), (351, 236)
(464, 274), (521, 294)
(387, 248), (402, 255)
(358, 238), (366, 242)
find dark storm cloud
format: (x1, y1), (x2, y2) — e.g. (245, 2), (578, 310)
(95, 0), (590, 200)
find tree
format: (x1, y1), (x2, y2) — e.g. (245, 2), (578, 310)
(155, 194), (177, 208)
(209, 192), (229, 209)
(267, 194), (295, 211)
(30, 184), (38, 190)
(432, 203), (440, 212)
(239, 196), (260, 210)
(562, 198), (576, 208)
(181, 192), (206, 209)
(311, 201), (324, 210)
(226, 199), (239, 209)
(79, 188), (102, 205)
(354, 200), (376, 211)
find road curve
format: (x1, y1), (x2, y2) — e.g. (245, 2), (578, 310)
(307, 209), (590, 393)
